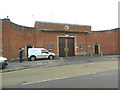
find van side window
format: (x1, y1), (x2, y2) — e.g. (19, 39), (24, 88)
(41, 50), (48, 54)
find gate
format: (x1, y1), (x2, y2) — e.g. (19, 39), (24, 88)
(59, 37), (75, 57)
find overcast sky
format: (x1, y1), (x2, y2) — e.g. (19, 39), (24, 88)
(0, 0), (119, 31)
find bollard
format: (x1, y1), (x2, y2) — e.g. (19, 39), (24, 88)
(101, 52), (103, 56)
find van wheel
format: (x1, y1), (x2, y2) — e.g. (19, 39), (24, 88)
(30, 56), (36, 61)
(49, 55), (54, 60)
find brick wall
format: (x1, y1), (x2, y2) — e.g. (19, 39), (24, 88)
(2, 19), (120, 60)
(118, 29), (120, 54)
(87, 29), (119, 54)
(2, 19), (11, 58)
(2, 19), (36, 59)
(40, 31), (87, 56)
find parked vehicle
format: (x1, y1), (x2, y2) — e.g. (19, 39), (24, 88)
(0, 57), (8, 69)
(28, 48), (55, 61)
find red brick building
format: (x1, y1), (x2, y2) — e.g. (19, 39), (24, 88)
(0, 18), (119, 60)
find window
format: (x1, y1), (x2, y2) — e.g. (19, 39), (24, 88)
(80, 44), (84, 50)
(48, 44), (54, 51)
(41, 49), (48, 54)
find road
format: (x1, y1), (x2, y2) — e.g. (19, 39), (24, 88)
(19, 70), (118, 88)
(2, 56), (118, 88)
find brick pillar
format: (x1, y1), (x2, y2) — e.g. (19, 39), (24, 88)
(0, 19), (3, 56)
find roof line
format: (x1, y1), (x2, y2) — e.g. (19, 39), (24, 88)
(38, 29), (88, 33)
(35, 21), (91, 27)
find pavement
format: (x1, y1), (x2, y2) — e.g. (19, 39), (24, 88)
(0, 55), (119, 73)
(1, 57), (63, 73)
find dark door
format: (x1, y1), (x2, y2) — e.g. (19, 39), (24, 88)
(27, 45), (33, 57)
(59, 37), (75, 57)
(67, 38), (75, 56)
(94, 44), (99, 54)
(59, 37), (66, 57)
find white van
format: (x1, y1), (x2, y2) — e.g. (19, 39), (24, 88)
(28, 48), (55, 61)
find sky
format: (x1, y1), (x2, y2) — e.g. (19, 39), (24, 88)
(0, 0), (119, 31)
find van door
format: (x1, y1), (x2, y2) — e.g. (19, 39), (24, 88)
(36, 50), (42, 58)
(41, 49), (49, 58)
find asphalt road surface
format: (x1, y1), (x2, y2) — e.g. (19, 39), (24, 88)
(19, 70), (118, 88)
(2, 56), (118, 88)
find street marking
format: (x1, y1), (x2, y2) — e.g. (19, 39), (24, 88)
(21, 72), (97, 86)
(2, 68), (31, 74)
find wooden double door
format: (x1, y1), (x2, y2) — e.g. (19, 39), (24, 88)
(59, 37), (75, 57)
